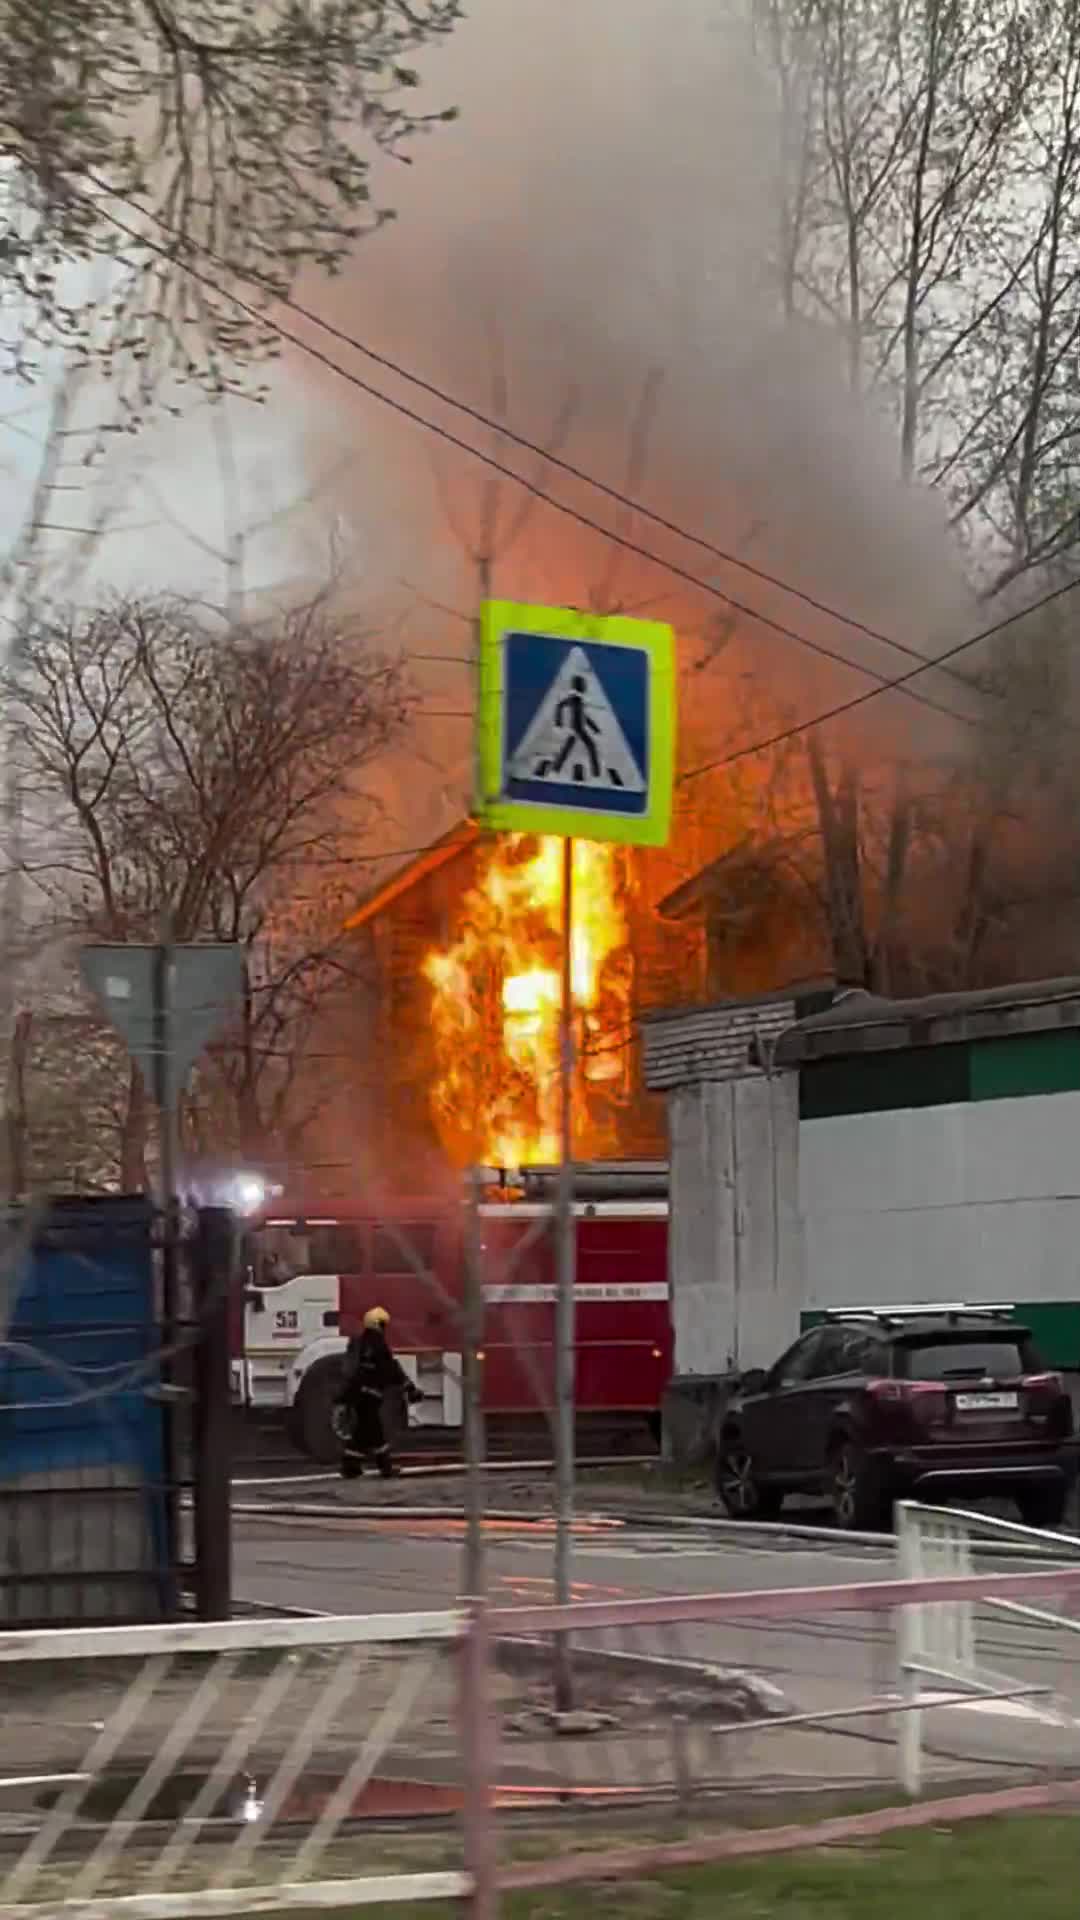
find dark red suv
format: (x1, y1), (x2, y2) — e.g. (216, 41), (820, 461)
(717, 1306), (1077, 1532)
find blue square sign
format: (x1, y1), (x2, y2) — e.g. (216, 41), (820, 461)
(503, 630), (649, 817)
(476, 600), (676, 847)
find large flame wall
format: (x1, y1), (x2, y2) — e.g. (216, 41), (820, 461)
(423, 835), (634, 1166)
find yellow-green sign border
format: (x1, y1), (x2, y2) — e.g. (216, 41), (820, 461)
(474, 599), (676, 847)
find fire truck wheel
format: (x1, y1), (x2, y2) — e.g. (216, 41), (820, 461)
(294, 1357), (345, 1465)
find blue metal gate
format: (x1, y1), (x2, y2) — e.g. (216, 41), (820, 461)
(0, 1195), (176, 1624)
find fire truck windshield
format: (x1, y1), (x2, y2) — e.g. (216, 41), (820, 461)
(248, 1221), (363, 1286)
(244, 1218), (440, 1286)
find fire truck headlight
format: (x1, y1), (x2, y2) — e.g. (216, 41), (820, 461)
(230, 1173), (267, 1218)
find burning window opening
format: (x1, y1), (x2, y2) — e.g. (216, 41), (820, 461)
(423, 834), (633, 1167)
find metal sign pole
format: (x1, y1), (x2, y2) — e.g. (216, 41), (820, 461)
(462, 1163), (486, 1604)
(473, 597), (675, 1718)
(80, 938), (244, 1618)
(151, 936), (181, 1584)
(553, 836), (576, 1711)
(152, 938), (177, 1201)
(463, 578), (490, 1609)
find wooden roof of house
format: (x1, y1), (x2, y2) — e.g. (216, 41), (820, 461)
(344, 821), (480, 931)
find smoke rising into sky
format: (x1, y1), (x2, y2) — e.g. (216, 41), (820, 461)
(290, 0), (975, 840)
(0, 0), (977, 854)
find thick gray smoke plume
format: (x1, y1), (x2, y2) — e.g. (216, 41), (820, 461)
(2, 1), (974, 853)
(288, 0), (974, 845)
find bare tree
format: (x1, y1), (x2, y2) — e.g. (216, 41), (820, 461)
(806, 735), (871, 985)
(753, 0), (825, 323)
(756, 0), (1080, 586)
(0, 0), (461, 402)
(5, 590), (412, 1183)
(931, 601), (1080, 982)
(758, 0), (1041, 491)
(940, 0), (1080, 587)
(2, 1006), (129, 1194)
(791, 573), (1080, 1000)
(189, 879), (382, 1170)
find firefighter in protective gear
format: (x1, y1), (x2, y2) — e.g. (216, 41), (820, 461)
(334, 1306), (421, 1479)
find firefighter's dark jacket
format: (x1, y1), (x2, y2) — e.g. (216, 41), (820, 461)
(340, 1328), (412, 1403)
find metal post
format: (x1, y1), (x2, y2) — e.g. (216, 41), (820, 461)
(462, 561), (498, 1918)
(0, 731), (23, 1207)
(151, 938), (181, 1588)
(553, 837), (576, 1712)
(464, 566), (490, 1611)
(895, 1505), (923, 1796)
(151, 940), (177, 1219)
(461, 1602), (498, 1919)
(191, 1207), (233, 1620)
(462, 1164), (486, 1606)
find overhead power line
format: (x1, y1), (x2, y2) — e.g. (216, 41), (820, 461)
(108, 185), (989, 694)
(263, 295), (965, 681)
(90, 192), (1073, 760)
(91, 192), (976, 734)
(679, 571), (1080, 785)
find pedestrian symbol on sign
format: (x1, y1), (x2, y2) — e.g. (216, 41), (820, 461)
(542, 674), (600, 781)
(507, 645), (646, 794)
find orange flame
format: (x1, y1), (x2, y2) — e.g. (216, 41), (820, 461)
(423, 835), (631, 1166)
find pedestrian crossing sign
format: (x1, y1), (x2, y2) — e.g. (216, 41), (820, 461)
(475, 601), (676, 846)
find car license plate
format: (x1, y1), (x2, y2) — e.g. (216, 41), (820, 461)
(954, 1391), (1018, 1411)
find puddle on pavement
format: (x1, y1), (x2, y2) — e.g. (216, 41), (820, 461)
(37, 1772), (464, 1823)
(33, 1769), (616, 1823)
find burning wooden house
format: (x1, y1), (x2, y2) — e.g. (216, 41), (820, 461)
(342, 823), (699, 1174)
(338, 816), (826, 1180)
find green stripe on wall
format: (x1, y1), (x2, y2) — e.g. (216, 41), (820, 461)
(800, 1029), (1080, 1119)
(970, 1030), (1080, 1099)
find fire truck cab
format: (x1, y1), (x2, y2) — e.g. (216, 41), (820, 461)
(231, 1165), (671, 1462)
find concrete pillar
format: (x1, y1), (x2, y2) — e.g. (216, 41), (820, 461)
(731, 1072), (804, 1368)
(667, 1070), (803, 1378)
(668, 1082), (737, 1376)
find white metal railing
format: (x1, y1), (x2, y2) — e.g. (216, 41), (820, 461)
(478, 1558), (1080, 1894)
(0, 1609), (467, 1919)
(895, 1500), (1080, 1792)
(10, 1556), (1080, 1915)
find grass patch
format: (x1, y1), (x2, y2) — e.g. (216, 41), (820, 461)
(268, 1811), (1080, 1918)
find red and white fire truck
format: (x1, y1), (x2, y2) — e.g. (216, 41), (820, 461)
(230, 1163), (671, 1461)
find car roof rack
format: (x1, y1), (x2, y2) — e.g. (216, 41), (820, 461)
(823, 1301), (1017, 1325)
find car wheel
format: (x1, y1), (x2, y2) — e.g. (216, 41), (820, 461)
(830, 1444), (888, 1532)
(716, 1443), (782, 1520)
(1016, 1483), (1069, 1530)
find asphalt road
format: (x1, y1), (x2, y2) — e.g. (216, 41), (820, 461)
(233, 1509), (1080, 1792)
